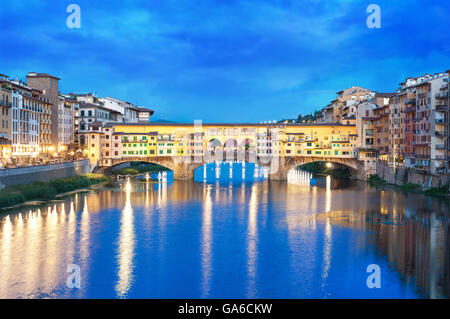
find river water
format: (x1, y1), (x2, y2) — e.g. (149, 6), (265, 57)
(0, 163), (449, 299)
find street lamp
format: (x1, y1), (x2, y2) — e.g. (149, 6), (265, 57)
(326, 162), (332, 168)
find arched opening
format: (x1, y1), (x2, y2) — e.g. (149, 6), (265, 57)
(206, 138), (222, 152)
(293, 161), (354, 178)
(102, 160), (172, 176)
(223, 139), (238, 151)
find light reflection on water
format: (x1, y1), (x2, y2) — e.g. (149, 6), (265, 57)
(0, 163), (449, 299)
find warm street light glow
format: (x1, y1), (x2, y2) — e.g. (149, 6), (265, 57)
(326, 162), (332, 168)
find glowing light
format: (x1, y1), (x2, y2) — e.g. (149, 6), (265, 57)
(326, 162), (332, 168)
(116, 178), (135, 298)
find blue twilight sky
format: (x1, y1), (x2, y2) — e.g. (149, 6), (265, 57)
(0, 0), (449, 122)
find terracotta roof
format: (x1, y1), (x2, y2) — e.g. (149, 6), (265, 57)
(137, 107), (154, 115)
(27, 72), (60, 80)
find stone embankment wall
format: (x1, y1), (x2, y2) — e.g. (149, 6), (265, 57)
(0, 159), (90, 188)
(376, 162), (450, 189)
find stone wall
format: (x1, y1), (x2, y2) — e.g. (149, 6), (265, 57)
(376, 162), (450, 189)
(0, 159), (90, 188)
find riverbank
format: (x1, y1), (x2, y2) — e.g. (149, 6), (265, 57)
(0, 159), (90, 188)
(368, 174), (450, 198)
(0, 173), (109, 210)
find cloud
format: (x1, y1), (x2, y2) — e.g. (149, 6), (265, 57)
(0, 0), (449, 122)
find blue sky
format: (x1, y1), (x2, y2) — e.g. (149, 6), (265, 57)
(1, 0), (449, 122)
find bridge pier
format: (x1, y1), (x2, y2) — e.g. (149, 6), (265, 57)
(172, 158), (198, 180)
(267, 157), (289, 181)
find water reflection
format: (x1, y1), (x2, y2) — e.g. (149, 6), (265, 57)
(0, 169), (448, 298)
(201, 185), (213, 297)
(247, 185), (258, 298)
(195, 162), (267, 183)
(115, 180), (135, 298)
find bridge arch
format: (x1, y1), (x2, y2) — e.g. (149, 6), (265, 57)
(94, 157), (175, 174)
(284, 156), (362, 177)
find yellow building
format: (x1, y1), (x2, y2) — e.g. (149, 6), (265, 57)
(0, 75), (12, 166)
(87, 123), (358, 168)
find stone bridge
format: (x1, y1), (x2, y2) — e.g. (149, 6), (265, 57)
(88, 122), (371, 180)
(95, 155), (363, 180)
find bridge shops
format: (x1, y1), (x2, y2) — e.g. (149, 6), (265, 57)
(87, 122), (375, 180)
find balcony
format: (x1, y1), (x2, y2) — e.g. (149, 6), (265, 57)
(0, 100), (12, 107)
(414, 154), (430, 159)
(436, 104), (447, 112)
(436, 92), (449, 99)
(435, 118), (446, 125)
(404, 106), (416, 113)
(418, 93), (427, 99)
(436, 166), (447, 173)
(404, 98), (416, 105)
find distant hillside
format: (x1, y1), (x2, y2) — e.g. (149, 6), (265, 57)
(278, 110), (322, 124)
(151, 119), (177, 123)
